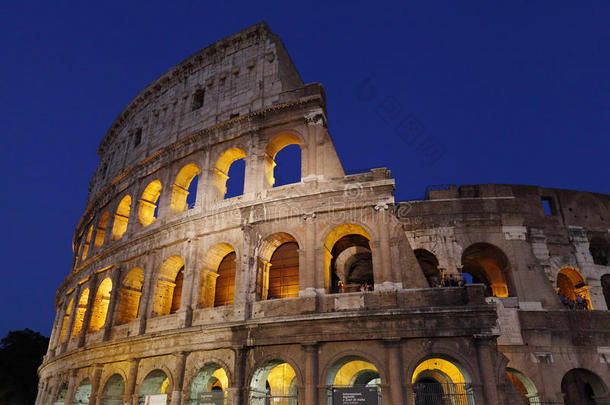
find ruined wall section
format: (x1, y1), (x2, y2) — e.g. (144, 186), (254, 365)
(88, 22), (304, 204)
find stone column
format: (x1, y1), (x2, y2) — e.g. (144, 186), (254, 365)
(64, 369), (79, 405)
(228, 346), (247, 405)
(474, 335), (501, 405)
(156, 170), (173, 220)
(47, 377), (62, 405)
(300, 215), (318, 296)
(79, 274), (99, 348)
(34, 378), (46, 405)
(103, 267), (123, 341)
(137, 252), (159, 334)
(89, 364), (103, 405)
(404, 382), (414, 405)
(179, 240), (197, 327)
(384, 339), (405, 404)
(170, 352), (188, 405)
(48, 308), (63, 354)
(375, 205), (394, 288)
(124, 358), (140, 405)
(302, 342), (319, 405)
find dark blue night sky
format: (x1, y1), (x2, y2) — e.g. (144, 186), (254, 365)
(1, 1), (608, 338)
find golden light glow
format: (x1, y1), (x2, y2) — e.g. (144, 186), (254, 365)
(213, 147), (246, 199)
(138, 180), (162, 226)
(94, 212), (110, 249)
(160, 378), (169, 394)
(71, 288), (89, 339)
(59, 298), (73, 343)
(324, 224), (371, 291)
(412, 358), (465, 384)
(88, 278), (112, 332)
(267, 363), (296, 397)
(258, 233), (299, 300)
(81, 225), (93, 261)
(152, 255), (184, 316)
(112, 195), (131, 241)
(333, 360), (378, 386)
(264, 133), (301, 187)
(557, 266), (594, 309)
(115, 267), (143, 325)
(171, 163), (199, 213)
(210, 368), (228, 391)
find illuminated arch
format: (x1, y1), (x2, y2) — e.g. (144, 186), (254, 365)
(506, 368), (540, 404)
(112, 195), (131, 241)
(171, 163), (200, 213)
(73, 378), (92, 405)
(152, 255), (185, 316)
(326, 356), (380, 387)
(561, 368), (609, 405)
(88, 277), (113, 332)
(264, 133), (302, 187)
(461, 243), (511, 297)
(256, 233), (300, 300)
(249, 359), (298, 404)
(138, 369), (171, 401)
(213, 147), (246, 200)
(59, 297), (73, 343)
(414, 249), (441, 287)
(411, 356), (474, 405)
(324, 224), (373, 293)
(94, 212), (110, 249)
(100, 374), (125, 405)
(115, 267), (144, 325)
(557, 266), (593, 309)
(199, 243), (237, 308)
(71, 288), (90, 339)
(138, 180), (162, 226)
(80, 225), (93, 261)
(188, 363), (229, 404)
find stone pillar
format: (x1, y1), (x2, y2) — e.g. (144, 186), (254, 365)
(64, 369), (79, 405)
(138, 253), (159, 334)
(404, 382), (414, 405)
(244, 148), (265, 195)
(375, 205), (394, 288)
(47, 308), (63, 354)
(34, 378), (46, 405)
(124, 358), (140, 405)
(228, 346), (247, 405)
(89, 364), (103, 405)
(302, 342), (319, 405)
(79, 274), (99, 347)
(47, 377), (62, 405)
(474, 335), (501, 405)
(103, 267), (122, 341)
(179, 240), (197, 327)
(301, 215), (318, 296)
(384, 339), (405, 404)
(170, 352), (188, 405)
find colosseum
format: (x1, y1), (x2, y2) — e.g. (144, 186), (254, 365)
(36, 22), (610, 405)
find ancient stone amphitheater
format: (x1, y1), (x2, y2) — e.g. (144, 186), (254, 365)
(37, 22), (610, 405)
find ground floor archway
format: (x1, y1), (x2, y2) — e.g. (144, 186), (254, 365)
(506, 368), (540, 405)
(412, 357), (474, 405)
(73, 378), (92, 405)
(100, 374), (125, 405)
(561, 368), (609, 405)
(325, 356), (381, 405)
(189, 363), (229, 405)
(249, 360), (298, 405)
(138, 369), (171, 404)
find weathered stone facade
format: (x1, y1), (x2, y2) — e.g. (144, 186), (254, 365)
(37, 23), (610, 405)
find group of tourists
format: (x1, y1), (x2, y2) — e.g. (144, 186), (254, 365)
(430, 273), (465, 288)
(557, 289), (590, 310)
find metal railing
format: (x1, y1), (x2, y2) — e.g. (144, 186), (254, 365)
(412, 382), (475, 405)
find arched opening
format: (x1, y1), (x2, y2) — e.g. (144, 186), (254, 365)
(139, 369), (171, 404)
(44, 385), (54, 405)
(59, 297), (73, 343)
(199, 243), (236, 308)
(81, 225), (93, 261)
(411, 357), (474, 405)
(138, 180), (162, 226)
(213, 147), (246, 200)
(115, 267), (144, 325)
(100, 374), (125, 405)
(112, 195), (131, 241)
(88, 277), (112, 332)
(73, 378), (92, 405)
(171, 163), (200, 213)
(589, 237), (609, 266)
(55, 382), (69, 405)
(325, 356), (381, 405)
(506, 368), (540, 404)
(324, 224), (373, 293)
(414, 249), (441, 287)
(557, 267), (593, 309)
(561, 368), (609, 405)
(461, 243), (511, 297)
(189, 363), (229, 405)
(94, 212), (110, 250)
(250, 360), (298, 405)
(602, 274), (610, 310)
(265, 133), (301, 188)
(257, 233), (300, 300)
(71, 288), (89, 339)
(152, 255), (184, 316)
